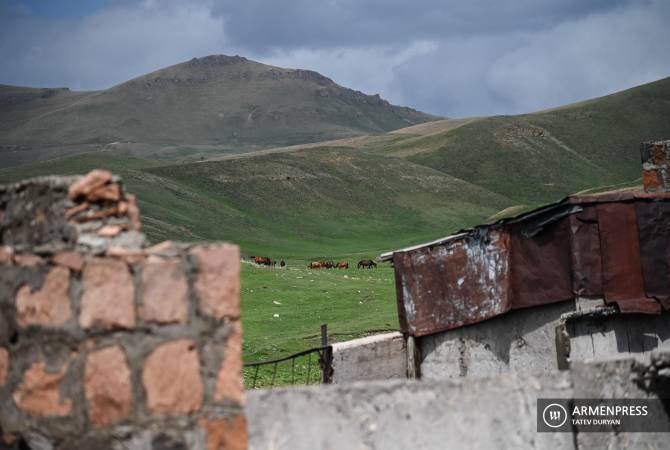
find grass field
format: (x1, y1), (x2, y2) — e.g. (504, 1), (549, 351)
(240, 262), (397, 387)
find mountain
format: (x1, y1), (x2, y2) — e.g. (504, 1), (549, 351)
(1, 76), (669, 258)
(0, 55), (437, 168)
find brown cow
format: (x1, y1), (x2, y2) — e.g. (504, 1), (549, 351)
(308, 261), (322, 269)
(336, 262), (349, 269)
(254, 256), (272, 266)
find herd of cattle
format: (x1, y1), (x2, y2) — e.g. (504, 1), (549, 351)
(250, 256), (378, 269)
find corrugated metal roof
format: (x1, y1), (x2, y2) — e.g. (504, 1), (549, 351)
(384, 189), (670, 336)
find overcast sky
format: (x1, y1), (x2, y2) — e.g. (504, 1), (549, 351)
(1, 0), (669, 117)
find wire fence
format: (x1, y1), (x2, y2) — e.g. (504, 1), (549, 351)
(243, 324), (333, 389)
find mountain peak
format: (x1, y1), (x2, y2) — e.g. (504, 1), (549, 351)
(186, 54), (248, 68)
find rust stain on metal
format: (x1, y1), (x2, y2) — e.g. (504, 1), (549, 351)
(636, 201), (670, 309)
(394, 229), (510, 336)
(388, 190), (670, 336)
(569, 208), (603, 297)
(509, 218), (573, 309)
(597, 203), (660, 314)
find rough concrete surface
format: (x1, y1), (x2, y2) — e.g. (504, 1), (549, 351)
(247, 350), (670, 450)
(420, 300), (575, 380)
(421, 297), (670, 381)
(331, 332), (407, 384)
(247, 370), (573, 450)
(568, 312), (670, 363)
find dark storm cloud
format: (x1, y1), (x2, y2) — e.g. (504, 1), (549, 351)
(0, 0), (668, 117)
(216, 0), (635, 52)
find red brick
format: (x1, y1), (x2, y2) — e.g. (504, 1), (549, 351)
(80, 258), (135, 330)
(643, 169), (663, 192)
(65, 201), (90, 219)
(142, 339), (203, 415)
(146, 240), (176, 254)
(191, 244), (240, 320)
(106, 246), (147, 264)
(53, 250), (85, 271)
(125, 193), (141, 230)
(13, 253), (45, 267)
(648, 143), (668, 165)
(16, 266), (72, 328)
(68, 170), (112, 200)
(84, 346), (133, 427)
(0, 246), (14, 264)
(86, 183), (120, 202)
(214, 322), (245, 405)
(139, 258), (188, 324)
(200, 415), (247, 450)
(97, 225), (122, 237)
(1, 434), (17, 445)
(0, 348), (9, 386)
(13, 361), (73, 416)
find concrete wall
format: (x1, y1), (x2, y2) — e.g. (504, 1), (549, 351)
(0, 173), (246, 450)
(246, 350), (670, 450)
(566, 311), (670, 363)
(420, 297), (670, 381)
(420, 300), (574, 380)
(331, 332), (407, 384)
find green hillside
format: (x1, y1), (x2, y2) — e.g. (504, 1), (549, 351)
(0, 148), (509, 258)
(404, 77), (670, 204)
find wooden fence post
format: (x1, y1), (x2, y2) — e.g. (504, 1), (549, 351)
(321, 324), (333, 383)
(407, 335), (421, 379)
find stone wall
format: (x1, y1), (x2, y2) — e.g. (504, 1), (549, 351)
(0, 172), (246, 450)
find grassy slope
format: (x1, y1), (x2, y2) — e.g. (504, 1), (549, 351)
(2, 76), (670, 385)
(0, 148), (509, 257)
(405, 77), (670, 205)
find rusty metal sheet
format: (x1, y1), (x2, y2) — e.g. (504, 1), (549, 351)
(389, 193), (670, 336)
(636, 201), (670, 309)
(597, 203), (661, 314)
(568, 191), (670, 204)
(509, 217), (573, 309)
(393, 229), (510, 336)
(569, 207), (603, 297)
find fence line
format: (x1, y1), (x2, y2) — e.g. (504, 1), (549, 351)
(244, 324), (333, 389)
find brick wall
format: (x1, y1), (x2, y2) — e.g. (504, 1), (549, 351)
(641, 140), (670, 193)
(0, 172), (246, 450)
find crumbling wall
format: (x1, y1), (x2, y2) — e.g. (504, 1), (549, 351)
(331, 332), (407, 384)
(0, 172), (246, 450)
(246, 350), (670, 450)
